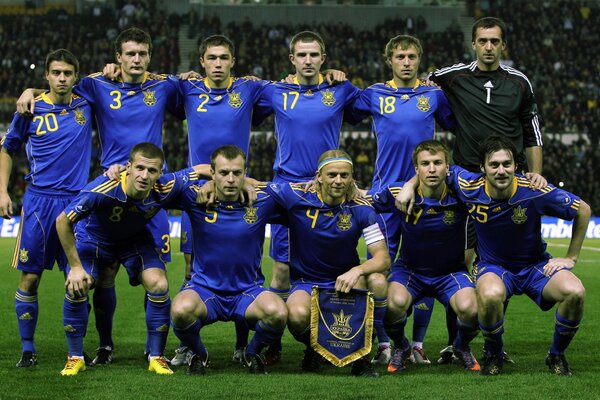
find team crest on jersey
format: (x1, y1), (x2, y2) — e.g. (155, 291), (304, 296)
(331, 309), (352, 338)
(511, 205), (527, 224)
(416, 95), (431, 112)
(143, 90), (157, 106)
(228, 91), (243, 108)
(73, 108), (87, 125)
(443, 210), (457, 225)
(401, 94), (410, 101)
(321, 89), (336, 106)
(243, 206), (258, 224)
(181, 230), (188, 245)
(337, 211), (352, 231)
(19, 248), (29, 263)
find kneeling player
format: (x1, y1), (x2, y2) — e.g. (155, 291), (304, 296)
(371, 140), (479, 373)
(169, 145), (287, 375)
(56, 143), (198, 376)
(266, 150), (390, 377)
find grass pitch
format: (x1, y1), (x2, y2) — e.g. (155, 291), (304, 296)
(0, 238), (599, 400)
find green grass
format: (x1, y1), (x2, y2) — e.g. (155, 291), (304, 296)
(1, 238), (599, 400)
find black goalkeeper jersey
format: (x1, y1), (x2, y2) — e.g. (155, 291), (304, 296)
(432, 61), (543, 171)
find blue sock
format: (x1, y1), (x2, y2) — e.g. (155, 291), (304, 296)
(412, 298), (434, 343)
(268, 286), (290, 301)
(549, 311), (581, 355)
(63, 293), (89, 357)
(479, 317), (504, 357)
(291, 326), (311, 346)
(93, 285), (116, 349)
(172, 319), (207, 357)
(15, 289), (38, 353)
(453, 319), (479, 350)
(246, 321), (284, 356)
(385, 314), (409, 349)
(373, 296), (389, 344)
(143, 293), (150, 354)
(145, 291), (171, 357)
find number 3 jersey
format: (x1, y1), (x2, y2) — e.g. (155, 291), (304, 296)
(63, 168), (197, 244)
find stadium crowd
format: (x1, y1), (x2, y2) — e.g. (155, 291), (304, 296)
(1, 0), (599, 213)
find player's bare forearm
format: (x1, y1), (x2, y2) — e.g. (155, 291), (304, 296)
(525, 146), (543, 174)
(360, 240), (391, 276)
(395, 174), (419, 214)
(566, 200), (591, 265)
(17, 88), (44, 115)
(56, 212), (84, 269)
(0, 149), (14, 218)
(191, 164), (212, 179)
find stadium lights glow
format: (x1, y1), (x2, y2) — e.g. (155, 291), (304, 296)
(30, 64), (35, 70)
(559, 181), (564, 187)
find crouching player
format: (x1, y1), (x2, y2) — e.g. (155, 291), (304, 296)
(370, 140), (480, 374)
(56, 143), (199, 376)
(265, 150), (390, 377)
(169, 145), (287, 375)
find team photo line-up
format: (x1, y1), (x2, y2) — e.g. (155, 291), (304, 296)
(0, 15), (588, 378)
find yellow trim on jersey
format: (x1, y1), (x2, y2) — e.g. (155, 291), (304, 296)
(203, 77), (234, 90)
(88, 72), (103, 78)
(353, 197), (372, 207)
(386, 79), (420, 90)
(292, 74), (325, 85)
(457, 175), (485, 191)
(91, 178), (120, 194)
(11, 208), (25, 268)
(484, 177), (518, 198)
(154, 178), (175, 194)
(65, 210), (80, 222)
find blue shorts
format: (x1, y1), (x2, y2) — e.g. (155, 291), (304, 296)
(12, 188), (75, 273)
(76, 235), (166, 287)
(179, 211), (193, 254)
(388, 264), (475, 308)
(474, 260), (555, 311)
(148, 208), (171, 262)
(181, 283), (266, 325)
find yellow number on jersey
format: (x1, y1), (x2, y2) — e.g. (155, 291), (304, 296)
(405, 207), (424, 225)
(378, 96), (396, 114)
(109, 206), (124, 222)
(160, 234), (171, 254)
(196, 94), (209, 112)
(33, 114), (59, 135)
(205, 210), (217, 223)
(467, 204), (489, 223)
(306, 209), (319, 229)
(109, 90), (122, 109)
(282, 91), (300, 110)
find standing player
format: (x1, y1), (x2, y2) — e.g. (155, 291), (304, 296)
(17, 27), (182, 364)
(427, 16), (545, 363)
(169, 145), (287, 375)
(55, 143), (200, 376)
(348, 35), (455, 364)
(265, 150), (390, 377)
(371, 140), (479, 373)
(440, 136), (588, 376)
(254, 32), (366, 362)
(0, 49), (92, 368)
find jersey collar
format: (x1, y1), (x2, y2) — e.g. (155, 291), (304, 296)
(484, 176), (518, 200)
(386, 79), (420, 90)
(293, 74), (324, 86)
(203, 77), (234, 90)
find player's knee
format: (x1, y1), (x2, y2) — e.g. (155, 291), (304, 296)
(564, 281), (586, 309)
(142, 269), (169, 293)
(388, 291), (410, 314)
(287, 304), (310, 331)
(476, 282), (505, 306)
(454, 295), (478, 321)
(367, 273), (388, 296)
(262, 301), (288, 328)
(170, 297), (195, 325)
(18, 272), (41, 292)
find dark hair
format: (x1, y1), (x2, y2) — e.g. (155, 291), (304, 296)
(412, 140), (450, 166)
(114, 27), (152, 55)
(129, 142), (164, 165)
(199, 34), (235, 58)
(384, 35), (423, 60)
(472, 17), (506, 43)
(210, 145), (246, 170)
(45, 49), (79, 74)
(478, 136), (517, 165)
(289, 31), (326, 55)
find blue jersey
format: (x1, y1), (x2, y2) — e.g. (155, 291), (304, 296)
(2, 93), (92, 193)
(266, 183), (384, 283)
(447, 166), (582, 271)
(167, 184), (285, 294)
(64, 168), (197, 244)
(180, 77), (269, 165)
(348, 81), (455, 190)
(371, 183), (468, 276)
(75, 73), (180, 168)
(256, 76), (361, 180)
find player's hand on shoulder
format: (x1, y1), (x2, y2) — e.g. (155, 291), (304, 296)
(543, 257), (575, 276)
(16, 88), (36, 116)
(243, 75), (261, 82)
(525, 172), (547, 190)
(195, 180), (215, 206)
(241, 180), (257, 207)
(103, 164), (126, 181)
(302, 179), (316, 192)
(0, 192), (13, 219)
(395, 186), (416, 215)
(178, 70), (202, 80)
(323, 69), (347, 85)
(102, 63), (121, 81)
(282, 74), (295, 84)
